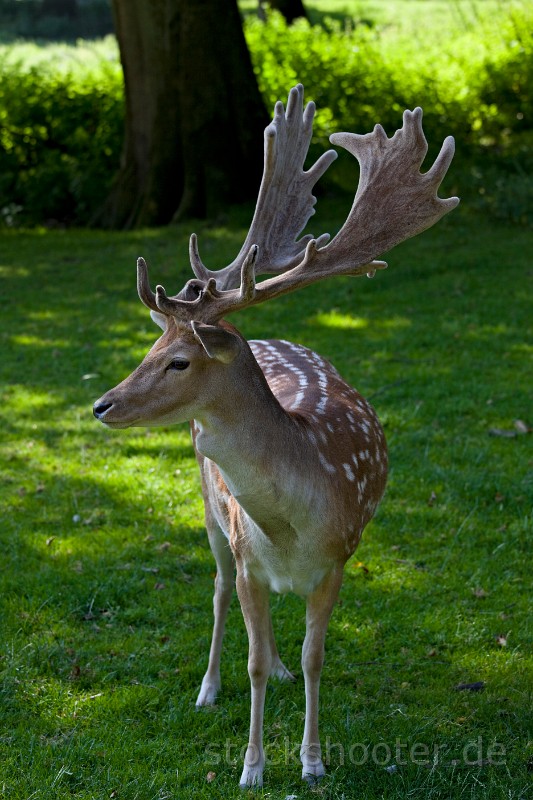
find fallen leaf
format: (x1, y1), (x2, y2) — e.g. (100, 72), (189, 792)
(489, 420), (530, 437)
(206, 771), (216, 783)
(514, 419), (530, 434)
(489, 428), (516, 438)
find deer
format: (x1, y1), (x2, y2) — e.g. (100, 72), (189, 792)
(93, 84), (458, 787)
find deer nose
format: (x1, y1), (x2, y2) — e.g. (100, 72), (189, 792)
(93, 400), (113, 419)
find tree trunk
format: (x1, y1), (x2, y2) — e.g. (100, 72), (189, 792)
(96, 0), (268, 229)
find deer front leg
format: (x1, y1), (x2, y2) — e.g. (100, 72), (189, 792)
(236, 564), (272, 788)
(300, 564), (344, 782)
(196, 509), (234, 707)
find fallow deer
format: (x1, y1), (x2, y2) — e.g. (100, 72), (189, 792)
(93, 85), (458, 787)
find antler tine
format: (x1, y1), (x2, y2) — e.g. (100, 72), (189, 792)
(239, 245), (258, 301)
(189, 233), (210, 282)
(138, 255), (213, 319)
(137, 257), (160, 312)
(187, 84), (338, 292)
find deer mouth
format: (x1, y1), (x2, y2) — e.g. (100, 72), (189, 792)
(93, 399), (139, 428)
(100, 419), (134, 429)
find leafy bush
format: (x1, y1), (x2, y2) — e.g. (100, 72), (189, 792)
(0, 4), (532, 226)
(0, 39), (123, 226)
(244, 7), (533, 156)
(242, 6), (533, 226)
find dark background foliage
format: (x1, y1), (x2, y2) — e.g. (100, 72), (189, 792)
(0, 0), (532, 227)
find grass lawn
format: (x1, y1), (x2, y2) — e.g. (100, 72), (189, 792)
(0, 198), (531, 798)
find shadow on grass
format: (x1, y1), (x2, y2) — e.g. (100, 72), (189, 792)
(0, 210), (531, 796)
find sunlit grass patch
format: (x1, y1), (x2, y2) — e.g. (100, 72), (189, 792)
(0, 203), (531, 797)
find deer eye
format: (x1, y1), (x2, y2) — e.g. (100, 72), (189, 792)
(166, 358), (190, 371)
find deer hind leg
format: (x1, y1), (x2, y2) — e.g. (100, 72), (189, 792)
(196, 507), (234, 707)
(300, 564), (344, 782)
(236, 564), (272, 788)
(269, 615), (296, 682)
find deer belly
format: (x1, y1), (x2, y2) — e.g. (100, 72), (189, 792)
(245, 535), (331, 596)
(250, 559), (329, 596)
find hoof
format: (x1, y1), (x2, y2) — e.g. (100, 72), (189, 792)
(302, 770), (325, 785)
(195, 677), (220, 707)
(301, 753), (325, 784)
(239, 764), (264, 789)
(270, 659), (296, 682)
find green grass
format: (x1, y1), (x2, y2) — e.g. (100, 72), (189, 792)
(0, 198), (532, 798)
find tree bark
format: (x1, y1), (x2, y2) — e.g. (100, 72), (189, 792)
(96, 0), (268, 229)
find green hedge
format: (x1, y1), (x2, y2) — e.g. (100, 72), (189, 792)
(245, 9), (532, 153)
(0, 40), (123, 226)
(0, 6), (532, 227)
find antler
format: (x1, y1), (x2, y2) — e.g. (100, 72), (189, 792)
(189, 84), (337, 290)
(140, 100), (459, 324)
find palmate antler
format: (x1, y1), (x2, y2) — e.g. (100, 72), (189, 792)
(138, 86), (459, 324)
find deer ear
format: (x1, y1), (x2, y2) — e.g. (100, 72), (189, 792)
(150, 310), (168, 331)
(191, 321), (241, 364)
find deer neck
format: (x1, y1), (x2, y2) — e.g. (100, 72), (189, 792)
(193, 352), (313, 534)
